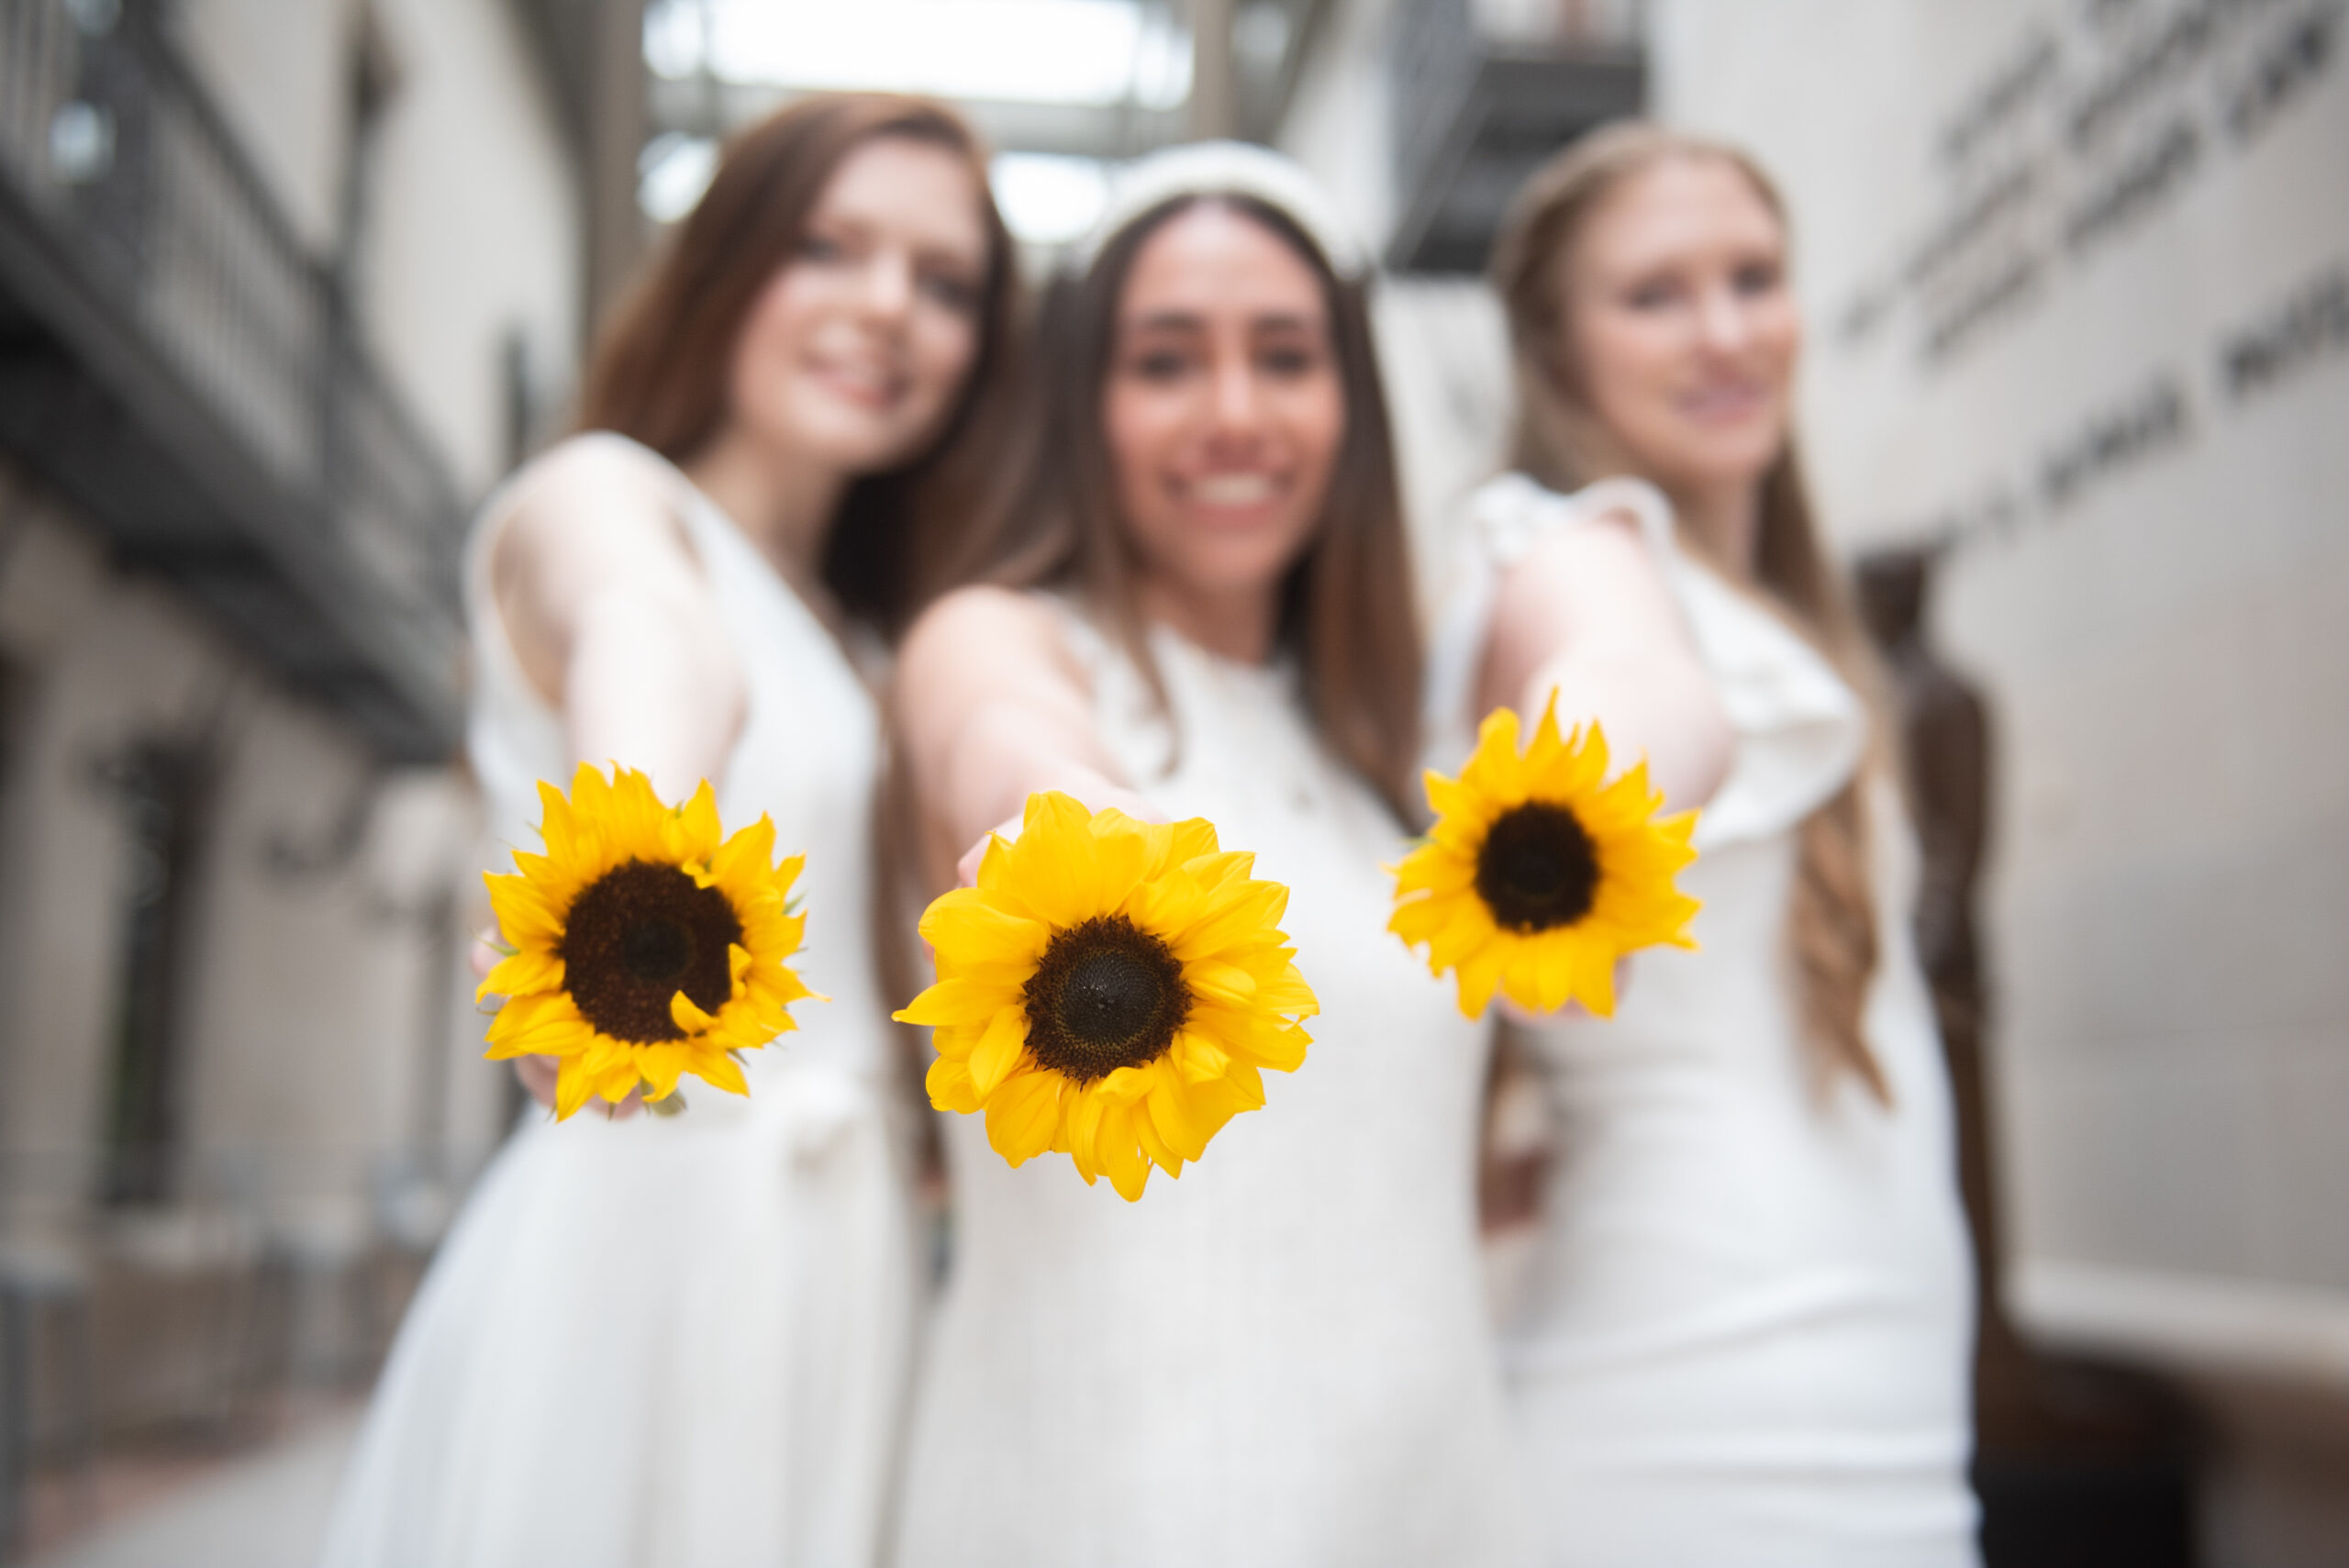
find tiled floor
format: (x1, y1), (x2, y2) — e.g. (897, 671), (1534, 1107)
(19, 1404), (358, 1568)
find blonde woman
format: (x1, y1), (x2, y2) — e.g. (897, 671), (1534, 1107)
(1431, 124), (1977, 1564)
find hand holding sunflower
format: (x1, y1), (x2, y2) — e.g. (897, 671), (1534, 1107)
(1391, 699), (1700, 1018)
(896, 791), (1317, 1201)
(478, 762), (819, 1120)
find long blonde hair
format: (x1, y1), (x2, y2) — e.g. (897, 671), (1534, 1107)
(1492, 122), (1889, 1103)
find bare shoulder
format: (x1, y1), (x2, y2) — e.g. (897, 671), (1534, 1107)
(899, 585), (1073, 680)
(1495, 506), (1661, 633)
(490, 433), (696, 589)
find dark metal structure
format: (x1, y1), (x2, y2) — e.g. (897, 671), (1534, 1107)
(1387, 0), (1645, 273)
(0, 0), (468, 762)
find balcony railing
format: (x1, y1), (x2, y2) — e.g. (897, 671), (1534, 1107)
(1388, 0), (1647, 272)
(0, 0), (466, 761)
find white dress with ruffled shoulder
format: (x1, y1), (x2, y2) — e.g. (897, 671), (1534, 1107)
(318, 435), (917, 1568)
(892, 607), (1524, 1568)
(1429, 474), (1977, 1568)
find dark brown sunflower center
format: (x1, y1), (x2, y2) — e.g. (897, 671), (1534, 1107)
(560, 860), (742, 1043)
(1021, 915), (1189, 1084)
(1475, 802), (1599, 933)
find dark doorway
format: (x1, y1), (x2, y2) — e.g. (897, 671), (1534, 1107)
(94, 737), (217, 1207)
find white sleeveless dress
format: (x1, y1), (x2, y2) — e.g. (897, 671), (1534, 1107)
(1430, 474), (1978, 1568)
(319, 435), (917, 1568)
(891, 608), (1524, 1568)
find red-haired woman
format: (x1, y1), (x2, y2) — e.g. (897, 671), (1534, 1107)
(320, 95), (1021, 1568)
(1433, 124), (1976, 1563)
(885, 144), (1520, 1568)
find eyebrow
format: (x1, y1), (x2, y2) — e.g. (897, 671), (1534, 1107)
(808, 210), (985, 267)
(1126, 309), (1323, 333)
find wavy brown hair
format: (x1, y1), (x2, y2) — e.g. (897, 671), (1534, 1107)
(1492, 122), (1890, 1104)
(574, 93), (1022, 634)
(923, 193), (1424, 823)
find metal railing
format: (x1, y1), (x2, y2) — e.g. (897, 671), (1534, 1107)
(1387, 0), (1647, 272)
(0, 0), (467, 749)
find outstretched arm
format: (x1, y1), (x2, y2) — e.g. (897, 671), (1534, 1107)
(490, 437), (746, 801)
(480, 436), (748, 1116)
(1475, 508), (1732, 814)
(895, 587), (1158, 889)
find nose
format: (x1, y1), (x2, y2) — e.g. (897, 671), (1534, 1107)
(856, 248), (916, 324)
(1695, 281), (1754, 354)
(1208, 345), (1263, 433)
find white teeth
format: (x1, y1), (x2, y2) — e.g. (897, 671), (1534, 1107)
(819, 361), (893, 396)
(1192, 473), (1277, 506)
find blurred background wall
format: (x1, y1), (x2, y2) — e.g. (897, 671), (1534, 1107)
(1645, 6), (2349, 1562)
(0, 0), (612, 1549)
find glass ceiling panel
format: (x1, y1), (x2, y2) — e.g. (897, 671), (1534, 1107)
(645, 0), (1192, 109)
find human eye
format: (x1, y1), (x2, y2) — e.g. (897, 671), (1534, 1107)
(1624, 276), (1683, 311)
(919, 268), (980, 313)
(1731, 258), (1783, 297)
(1130, 348), (1192, 383)
(798, 228), (851, 264)
(1258, 342), (1324, 378)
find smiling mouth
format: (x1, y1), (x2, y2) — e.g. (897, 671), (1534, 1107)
(1186, 472), (1283, 507)
(1680, 384), (1770, 419)
(812, 360), (904, 410)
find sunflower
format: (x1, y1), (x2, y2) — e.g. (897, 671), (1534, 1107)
(477, 762), (818, 1119)
(1391, 699), (1699, 1018)
(896, 791), (1317, 1201)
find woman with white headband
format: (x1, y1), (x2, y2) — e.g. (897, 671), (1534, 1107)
(886, 143), (1522, 1567)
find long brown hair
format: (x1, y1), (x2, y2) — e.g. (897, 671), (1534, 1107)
(1492, 122), (1890, 1104)
(574, 93), (1022, 634)
(929, 193), (1424, 822)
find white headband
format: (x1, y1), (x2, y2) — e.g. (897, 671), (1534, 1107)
(1074, 140), (1370, 280)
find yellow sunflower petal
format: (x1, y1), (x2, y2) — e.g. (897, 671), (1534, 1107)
(480, 764), (820, 1111)
(966, 1006), (1030, 1098)
(479, 948), (562, 1003)
(895, 976), (1021, 1030)
(666, 781), (724, 865)
(552, 1059), (599, 1121)
(1392, 706), (1701, 1019)
(984, 1066), (1063, 1164)
(686, 1044), (750, 1098)
(909, 792), (1312, 1195)
(918, 889), (1050, 973)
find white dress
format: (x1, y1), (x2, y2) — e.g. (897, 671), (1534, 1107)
(1430, 474), (1978, 1568)
(319, 436), (917, 1568)
(891, 609), (1524, 1568)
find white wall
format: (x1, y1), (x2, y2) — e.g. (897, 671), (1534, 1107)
(1651, 0), (2349, 1344)
(174, 0), (361, 250)
(1651, 4), (2349, 1557)
(1277, 0), (1519, 617)
(176, 0), (583, 495)
(360, 0), (582, 490)
(0, 471), (504, 1252)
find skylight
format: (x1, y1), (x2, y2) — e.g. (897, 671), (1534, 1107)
(645, 0), (1192, 109)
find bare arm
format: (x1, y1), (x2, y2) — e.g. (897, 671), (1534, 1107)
(490, 436), (746, 801)
(1475, 509), (1732, 814)
(481, 436), (747, 1116)
(894, 587), (1157, 888)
